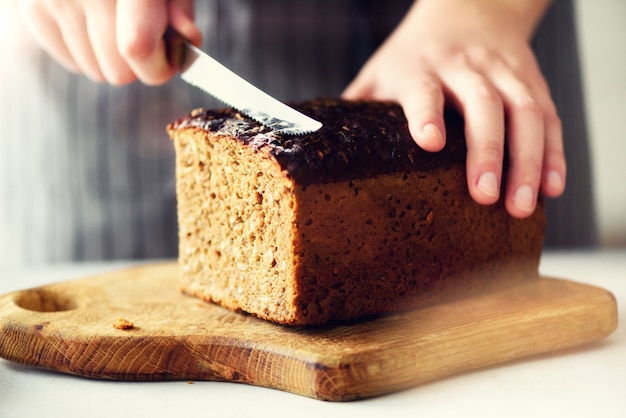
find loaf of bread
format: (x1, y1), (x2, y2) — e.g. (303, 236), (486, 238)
(167, 99), (545, 326)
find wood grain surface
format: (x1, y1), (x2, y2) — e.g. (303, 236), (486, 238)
(0, 262), (618, 401)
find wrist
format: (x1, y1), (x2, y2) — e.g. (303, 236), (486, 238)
(495, 0), (553, 37)
(412, 0), (552, 39)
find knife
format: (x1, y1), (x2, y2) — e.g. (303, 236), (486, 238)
(165, 29), (322, 135)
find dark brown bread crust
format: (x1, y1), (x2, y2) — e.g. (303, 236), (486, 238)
(168, 99), (544, 326)
(168, 98), (468, 185)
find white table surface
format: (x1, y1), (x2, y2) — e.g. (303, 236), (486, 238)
(1, 250), (624, 418)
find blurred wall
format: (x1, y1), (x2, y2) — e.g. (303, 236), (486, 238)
(576, 0), (626, 247)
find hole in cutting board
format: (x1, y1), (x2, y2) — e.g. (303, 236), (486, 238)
(13, 289), (78, 312)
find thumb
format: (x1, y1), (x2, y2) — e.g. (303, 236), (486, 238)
(342, 73), (375, 101)
(169, 0), (202, 47)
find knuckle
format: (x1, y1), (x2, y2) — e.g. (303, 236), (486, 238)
(544, 139), (565, 162)
(118, 29), (155, 60)
(481, 141), (504, 161)
(512, 156), (543, 181)
(470, 141), (504, 171)
(469, 45), (500, 68)
(511, 94), (542, 115)
(544, 108), (562, 129)
(438, 46), (470, 67)
(449, 48), (466, 64)
(545, 149), (565, 169)
(414, 77), (441, 95)
(474, 81), (502, 105)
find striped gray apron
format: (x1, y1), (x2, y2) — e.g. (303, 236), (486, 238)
(0, 0), (594, 267)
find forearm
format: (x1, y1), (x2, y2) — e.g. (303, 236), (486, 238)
(492, 0), (553, 36)
(412, 0), (553, 39)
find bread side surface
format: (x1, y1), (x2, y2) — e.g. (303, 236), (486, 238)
(171, 126), (301, 322)
(291, 171), (544, 324)
(168, 99), (545, 326)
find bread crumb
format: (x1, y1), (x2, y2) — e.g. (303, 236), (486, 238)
(113, 318), (134, 330)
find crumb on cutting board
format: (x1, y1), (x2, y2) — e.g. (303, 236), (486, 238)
(113, 318), (134, 330)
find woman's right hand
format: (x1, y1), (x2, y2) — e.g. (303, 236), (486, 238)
(18, 0), (202, 85)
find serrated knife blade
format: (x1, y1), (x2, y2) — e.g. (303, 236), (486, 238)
(169, 33), (322, 135)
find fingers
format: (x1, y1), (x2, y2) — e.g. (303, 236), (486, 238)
(502, 92), (545, 217)
(20, 0), (127, 83)
(440, 67), (506, 206)
(169, 0), (203, 47)
(19, 0), (200, 86)
(55, 5), (105, 82)
(116, 0), (172, 85)
(344, 49), (565, 219)
(85, 1), (135, 85)
(343, 75), (375, 101)
(18, 0), (85, 76)
(116, 0), (201, 85)
(483, 56), (565, 216)
(343, 64), (447, 153)
(541, 112), (566, 197)
(447, 59), (564, 218)
(397, 75), (447, 153)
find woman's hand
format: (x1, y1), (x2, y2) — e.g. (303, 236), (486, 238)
(344, 0), (565, 218)
(18, 0), (202, 85)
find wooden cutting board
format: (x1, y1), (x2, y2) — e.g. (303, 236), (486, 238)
(0, 262), (617, 401)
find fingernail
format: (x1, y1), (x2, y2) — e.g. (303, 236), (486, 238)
(512, 185), (535, 212)
(477, 172), (499, 197)
(547, 170), (563, 190)
(422, 123), (443, 140)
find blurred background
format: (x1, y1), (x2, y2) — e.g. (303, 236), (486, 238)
(0, 0), (624, 251)
(576, 0), (626, 247)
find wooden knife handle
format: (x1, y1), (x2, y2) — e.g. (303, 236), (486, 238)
(164, 27), (188, 68)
